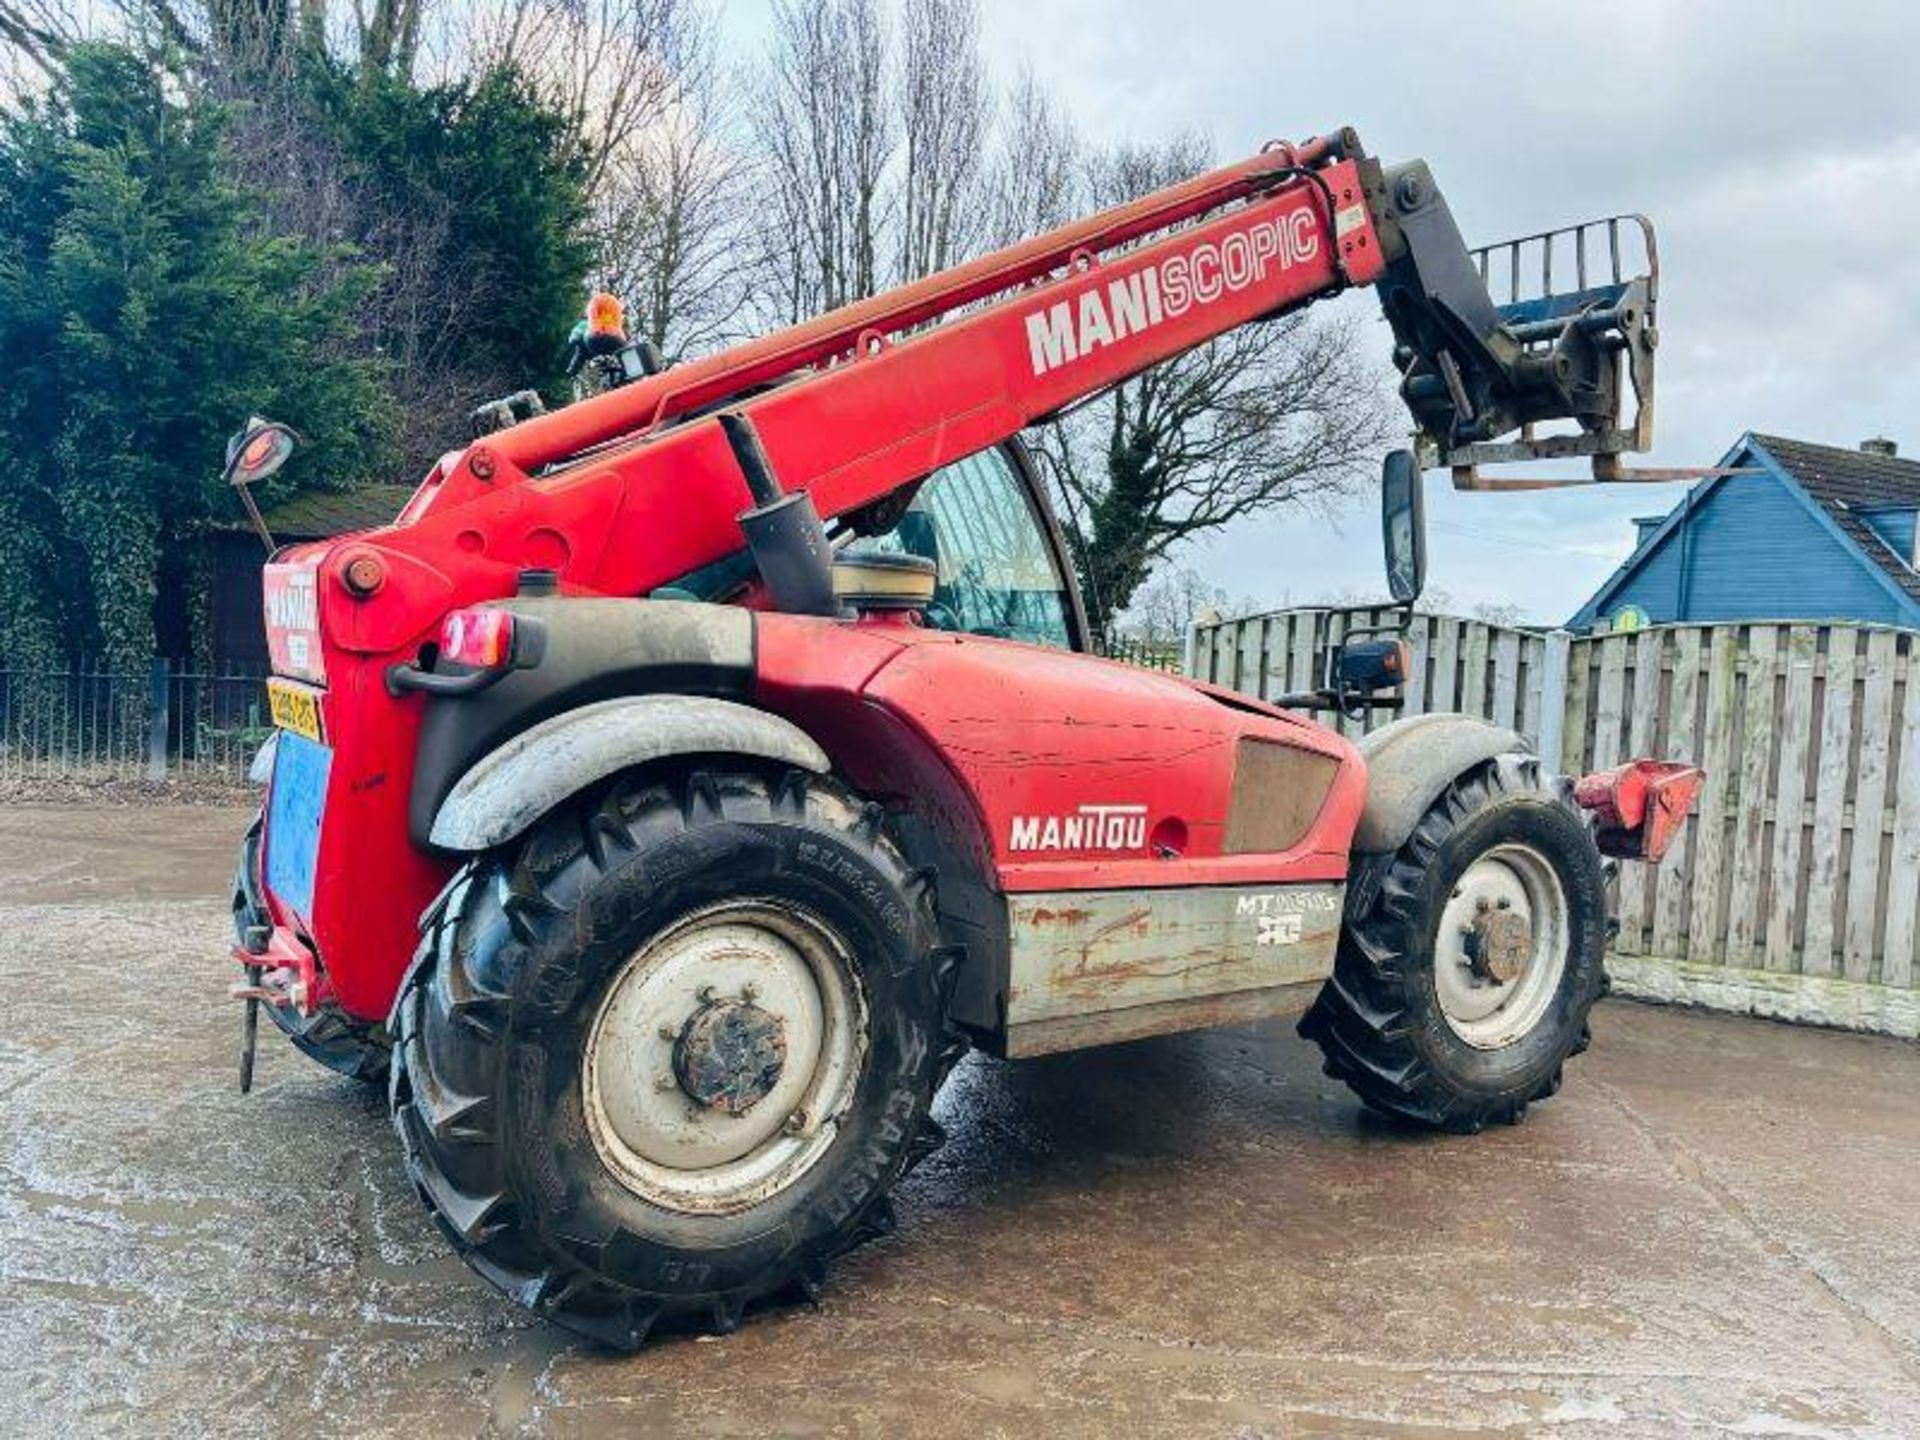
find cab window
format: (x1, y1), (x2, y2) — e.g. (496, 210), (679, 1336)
(849, 447), (1075, 648)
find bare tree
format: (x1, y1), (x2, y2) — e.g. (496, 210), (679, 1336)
(985, 62), (1076, 247)
(352, 0), (430, 79)
(1119, 565), (1228, 651)
(1028, 136), (1394, 643)
(896, 0), (987, 280)
(593, 11), (750, 358)
(754, 0), (891, 321)
(451, 0), (743, 360)
(456, 0), (692, 191)
(0, 0), (80, 93)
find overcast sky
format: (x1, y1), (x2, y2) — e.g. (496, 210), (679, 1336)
(722, 2), (1920, 622)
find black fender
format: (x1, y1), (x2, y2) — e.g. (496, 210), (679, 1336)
(426, 695), (830, 852)
(408, 598), (758, 851)
(1351, 712), (1529, 855)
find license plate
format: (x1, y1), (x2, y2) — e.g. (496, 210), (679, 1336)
(267, 677), (325, 743)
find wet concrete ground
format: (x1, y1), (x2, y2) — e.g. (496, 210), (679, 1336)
(4, 804), (1920, 1438)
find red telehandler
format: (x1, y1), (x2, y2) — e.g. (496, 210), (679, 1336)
(226, 127), (1702, 1348)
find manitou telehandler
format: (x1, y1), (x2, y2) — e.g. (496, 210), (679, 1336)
(226, 127), (1703, 1348)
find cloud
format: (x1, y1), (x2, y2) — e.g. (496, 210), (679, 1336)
(975, 0), (1920, 622)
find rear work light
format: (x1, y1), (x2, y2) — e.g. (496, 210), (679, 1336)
(440, 607), (519, 669)
(387, 605), (544, 697)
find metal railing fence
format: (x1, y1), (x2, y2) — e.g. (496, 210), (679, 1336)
(0, 659), (269, 782)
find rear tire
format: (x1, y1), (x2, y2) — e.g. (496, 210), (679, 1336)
(390, 768), (949, 1349)
(265, 1003), (390, 1084)
(1301, 754), (1608, 1133)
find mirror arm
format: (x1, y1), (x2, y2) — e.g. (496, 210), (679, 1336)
(234, 478), (276, 555)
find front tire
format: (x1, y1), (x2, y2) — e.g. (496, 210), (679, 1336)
(1301, 754), (1608, 1132)
(390, 768), (948, 1349)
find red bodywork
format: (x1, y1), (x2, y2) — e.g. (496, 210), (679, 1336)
(243, 141), (1386, 1023)
(239, 132), (1699, 1032)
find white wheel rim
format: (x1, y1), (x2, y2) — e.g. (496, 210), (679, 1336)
(583, 901), (867, 1215)
(1432, 843), (1570, 1050)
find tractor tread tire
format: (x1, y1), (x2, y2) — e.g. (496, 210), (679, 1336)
(390, 767), (951, 1350)
(266, 1004), (391, 1085)
(1301, 753), (1608, 1134)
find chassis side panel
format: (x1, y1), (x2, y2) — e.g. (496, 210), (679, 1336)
(1004, 882), (1342, 1057)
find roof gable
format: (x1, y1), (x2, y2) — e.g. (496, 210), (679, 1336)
(1568, 434), (1920, 628)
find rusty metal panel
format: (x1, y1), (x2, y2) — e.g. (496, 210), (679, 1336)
(1004, 980), (1323, 1058)
(1004, 881), (1342, 1056)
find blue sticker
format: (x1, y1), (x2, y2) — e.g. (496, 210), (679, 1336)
(265, 730), (332, 921)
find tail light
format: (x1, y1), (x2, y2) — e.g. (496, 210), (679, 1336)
(440, 607), (518, 668)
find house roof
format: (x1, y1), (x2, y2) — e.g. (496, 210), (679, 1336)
(217, 485), (416, 539)
(1749, 435), (1920, 605)
(1569, 432), (1920, 628)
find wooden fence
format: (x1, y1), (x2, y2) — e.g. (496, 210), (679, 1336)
(1189, 610), (1920, 1037)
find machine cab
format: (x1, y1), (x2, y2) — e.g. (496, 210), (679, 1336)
(843, 440), (1087, 650)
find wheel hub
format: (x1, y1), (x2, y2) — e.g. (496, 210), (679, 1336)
(582, 901), (867, 1215)
(673, 998), (787, 1114)
(1466, 900), (1533, 984)
(1433, 843), (1571, 1050)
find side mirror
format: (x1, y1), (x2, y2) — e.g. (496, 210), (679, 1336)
(223, 417), (300, 553)
(1381, 448), (1427, 605)
(223, 417), (300, 490)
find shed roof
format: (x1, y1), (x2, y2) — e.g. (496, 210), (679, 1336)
(217, 485), (415, 539)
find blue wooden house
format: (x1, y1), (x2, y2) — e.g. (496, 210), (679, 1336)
(1569, 434), (1920, 631)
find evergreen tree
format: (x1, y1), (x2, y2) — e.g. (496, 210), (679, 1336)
(302, 61), (593, 464)
(0, 43), (391, 667)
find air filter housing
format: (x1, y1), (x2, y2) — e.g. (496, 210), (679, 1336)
(831, 552), (938, 613)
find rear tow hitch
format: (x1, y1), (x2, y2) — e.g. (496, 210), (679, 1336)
(228, 955), (306, 1094)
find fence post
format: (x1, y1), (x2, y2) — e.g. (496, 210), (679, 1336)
(1536, 629), (1573, 772)
(146, 657), (170, 781)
